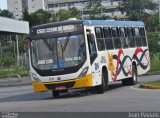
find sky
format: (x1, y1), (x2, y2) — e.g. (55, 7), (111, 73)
(0, 0), (7, 10)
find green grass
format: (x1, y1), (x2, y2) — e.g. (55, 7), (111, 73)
(149, 58), (160, 72)
(0, 67), (29, 78)
(143, 80), (160, 86)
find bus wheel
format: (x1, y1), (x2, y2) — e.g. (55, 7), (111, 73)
(130, 64), (138, 85)
(52, 91), (60, 98)
(96, 71), (108, 94)
(122, 65), (137, 86)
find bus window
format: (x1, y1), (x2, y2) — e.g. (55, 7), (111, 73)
(140, 27), (147, 46)
(120, 27), (129, 48)
(87, 32), (98, 64)
(134, 28), (142, 47)
(127, 28), (135, 48)
(103, 27), (114, 50)
(112, 27), (121, 49)
(95, 27), (105, 51)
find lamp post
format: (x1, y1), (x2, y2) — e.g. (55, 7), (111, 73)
(81, 2), (87, 20)
(81, 3), (84, 20)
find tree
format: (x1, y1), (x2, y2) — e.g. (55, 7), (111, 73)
(23, 9), (30, 22)
(57, 9), (70, 21)
(144, 14), (158, 31)
(23, 9), (52, 26)
(0, 9), (13, 18)
(68, 7), (81, 19)
(2, 52), (15, 70)
(119, 0), (157, 21)
(57, 7), (81, 21)
(85, 0), (103, 19)
(147, 33), (160, 59)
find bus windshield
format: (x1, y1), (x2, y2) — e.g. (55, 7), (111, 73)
(31, 34), (86, 70)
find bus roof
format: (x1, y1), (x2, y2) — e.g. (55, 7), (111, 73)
(31, 20), (145, 30)
(82, 20), (145, 27)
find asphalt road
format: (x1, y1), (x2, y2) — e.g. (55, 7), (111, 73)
(0, 75), (160, 112)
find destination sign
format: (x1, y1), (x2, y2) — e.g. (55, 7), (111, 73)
(34, 24), (83, 35)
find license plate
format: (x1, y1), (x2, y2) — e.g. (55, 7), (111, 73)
(55, 86), (66, 90)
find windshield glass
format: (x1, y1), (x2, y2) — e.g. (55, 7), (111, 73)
(31, 34), (86, 70)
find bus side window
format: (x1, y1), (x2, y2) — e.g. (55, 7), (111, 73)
(140, 27), (147, 46)
(95, 27), (105, 51)
(134, 27), (142, 47)
(103, 27), (114, 50)
(87, 32), (98, 64)
(112, 27), (121, 49)
(127, 27), (135, 48)
(120, 27), (129, 48)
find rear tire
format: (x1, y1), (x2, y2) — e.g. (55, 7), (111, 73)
(52, 91), (60, 98)
(130, 64), (138, 85)
(122, 64), (137, 86)
(96, 71), (108, 94)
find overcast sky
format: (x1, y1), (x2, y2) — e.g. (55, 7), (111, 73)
(0, 0), (7, 10)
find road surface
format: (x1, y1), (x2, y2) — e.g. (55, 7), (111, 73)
(0, 75), (160, 112)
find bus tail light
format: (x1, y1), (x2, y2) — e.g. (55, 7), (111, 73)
(78, 67), (89, 78)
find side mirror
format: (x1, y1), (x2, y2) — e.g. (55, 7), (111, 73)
(87, 34), (95, 43)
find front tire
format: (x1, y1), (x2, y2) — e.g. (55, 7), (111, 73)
(96, 71), (108, 94)
(52, 91), (60, 98)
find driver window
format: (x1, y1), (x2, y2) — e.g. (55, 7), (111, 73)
(86, 29), (97, 64)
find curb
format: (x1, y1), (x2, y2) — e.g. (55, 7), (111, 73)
(143, 72), (160, 76)
(140, 84), (160, 89)
(0, 83), (31, 88)
(0, 77), (31, 88)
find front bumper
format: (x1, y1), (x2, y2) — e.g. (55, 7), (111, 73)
(32, 74), (93, 93)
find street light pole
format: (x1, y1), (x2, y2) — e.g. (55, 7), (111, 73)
(16, 35), (20, 66)
(81, 3), (84, 20)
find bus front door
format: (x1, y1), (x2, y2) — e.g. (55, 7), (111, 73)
(86, 28), (101, 85)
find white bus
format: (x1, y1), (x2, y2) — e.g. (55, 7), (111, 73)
(29, 19), (150, 97)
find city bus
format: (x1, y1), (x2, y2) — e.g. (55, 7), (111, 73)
(29, 19), (150, 97)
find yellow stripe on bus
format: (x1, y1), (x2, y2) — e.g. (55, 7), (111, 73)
(32, 74), (93, 93)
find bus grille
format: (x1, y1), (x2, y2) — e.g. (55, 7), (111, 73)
(45, 81), (75, 90)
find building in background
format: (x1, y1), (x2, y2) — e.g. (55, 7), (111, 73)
(7, 0), (45, 19)
(7, 0), (25, 19)
(27, 0), (47, 13)
(46, 0), (124, 18)
(7, 0), (124, 19)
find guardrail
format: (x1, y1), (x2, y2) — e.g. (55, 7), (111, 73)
(0, 74), (22, 81)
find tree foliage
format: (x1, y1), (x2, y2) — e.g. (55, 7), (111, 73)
(23, 8), (81, 26)
(119, 0), (157, 20)
(57, 7), (81, 21)
(23, 9), (52, 27)
(85, 0), (103, 19)
(2, 52), (15, 69)
(0, 9), (13, 18)
(147, 33), (160, 59)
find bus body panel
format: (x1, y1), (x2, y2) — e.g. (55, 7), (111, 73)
(29, 20), (150, 93)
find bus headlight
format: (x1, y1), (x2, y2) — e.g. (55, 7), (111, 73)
(78, 67), (89, 78)
(31, 73), (41, 82)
